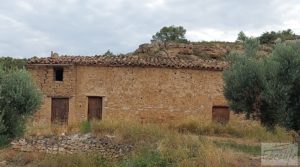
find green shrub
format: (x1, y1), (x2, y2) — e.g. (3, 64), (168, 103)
(80, 121), (91, 134)
(0, 135), (10, 148)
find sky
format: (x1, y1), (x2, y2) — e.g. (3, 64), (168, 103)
(0, 0), (300, 58)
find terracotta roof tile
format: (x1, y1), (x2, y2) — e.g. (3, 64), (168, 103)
(27, 55), (228, 71)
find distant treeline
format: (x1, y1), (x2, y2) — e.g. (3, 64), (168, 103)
(237, 29), (299, 44)
(0, 57), (26, 70)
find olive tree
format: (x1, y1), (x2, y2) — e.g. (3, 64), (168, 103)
(0, 66), (42, 145)
(223, 39), (300, 131)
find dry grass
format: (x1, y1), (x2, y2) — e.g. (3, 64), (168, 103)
(90, 116), (237, 167)
(25, 118), (80, 137)
(171, 113), (292, 142)
(8, 111), (293, 167)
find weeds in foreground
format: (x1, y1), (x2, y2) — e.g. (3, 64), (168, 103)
(90, 117), (236, 167)
(172, 115), (292, 142)
(214, 141), (261, 155)
(120, 149), (168, 167)
(16, 112), (293, 167)
(37, 153), (113, 167)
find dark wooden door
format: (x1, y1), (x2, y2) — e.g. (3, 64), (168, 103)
(212, 106), (230, 124)
(88, 97), (102, 121)
(51, 98), (69, 124)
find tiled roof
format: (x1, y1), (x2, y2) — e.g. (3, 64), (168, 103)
(27, 55), (227, 71)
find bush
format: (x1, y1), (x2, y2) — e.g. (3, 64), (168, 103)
(80, 121), (91, 134)
(0, 67), (42, 146)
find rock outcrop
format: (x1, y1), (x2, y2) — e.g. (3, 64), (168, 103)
(134, 41), (234, 58)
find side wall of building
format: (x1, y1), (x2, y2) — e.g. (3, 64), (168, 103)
(28, 65), (226, 125)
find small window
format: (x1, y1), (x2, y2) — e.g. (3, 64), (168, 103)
(54, 68), (63, 81)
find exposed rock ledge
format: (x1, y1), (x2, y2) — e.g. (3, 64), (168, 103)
(10, 134), (133, 159)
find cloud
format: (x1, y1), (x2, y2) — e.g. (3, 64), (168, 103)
(0, 0), (300, 58)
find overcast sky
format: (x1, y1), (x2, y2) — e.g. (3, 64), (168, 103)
(0, 0), (300, 58)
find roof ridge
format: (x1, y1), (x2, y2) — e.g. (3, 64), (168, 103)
(27, 55), (228, 71)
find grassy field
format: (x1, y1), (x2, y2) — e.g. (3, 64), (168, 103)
(0, 112), (294, 167)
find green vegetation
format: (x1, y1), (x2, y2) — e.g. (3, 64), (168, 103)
(0, 63), (42, 147)
(80, 121), (91, 134)
(236, 31), (248, 42)
(103, 50), (115, 56)
(259, 29), (296, 44)
(224, 38), (300, 131)
(174, 116), (291, 142)
(0, 57), (26, 71)
(120, 150), (168, 167)
(152, 25), (188, 43)
(236, 29), (298, 44)
(214, 141), (261, 155)
(1, 114), (292, 166)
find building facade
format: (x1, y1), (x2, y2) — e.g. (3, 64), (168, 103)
(27, 55), (228, 125)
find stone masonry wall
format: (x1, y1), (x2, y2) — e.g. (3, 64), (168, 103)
(27, 65), (77, 125)
(28, 65), (226, 126)
(11, 134), (133, 159)
(75, 66), (225, 122)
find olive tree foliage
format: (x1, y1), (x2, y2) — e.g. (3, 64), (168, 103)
(224, 38), (300, 131)
(152, 25), (188, 43)
(263, 43), (300, 130)
(0, 66), (42, 145)
(224, 38), (265, 119)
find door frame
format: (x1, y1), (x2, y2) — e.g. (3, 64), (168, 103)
(51, 97), (70, 124)
(212, 105), (230, 124)
(87, 96), (104, 121)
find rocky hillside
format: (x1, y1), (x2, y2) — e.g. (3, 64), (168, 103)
(133, 41), (274, 60)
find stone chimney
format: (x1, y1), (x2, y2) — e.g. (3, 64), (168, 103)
(51, 51), (59, 58)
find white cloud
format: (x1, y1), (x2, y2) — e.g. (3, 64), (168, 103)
(0, 0), (300, 58)
(145, 0), (166, 8)
(187, 28), (237, 42)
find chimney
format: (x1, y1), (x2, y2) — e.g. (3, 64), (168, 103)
(51, 51), (59, 58)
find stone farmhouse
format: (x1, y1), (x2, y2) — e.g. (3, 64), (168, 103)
(26, 53), (229, 126)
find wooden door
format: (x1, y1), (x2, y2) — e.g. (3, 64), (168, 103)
(51, 98), (69, 124)
(88, 97), (102, 121)
(212, 106), (230, 124)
